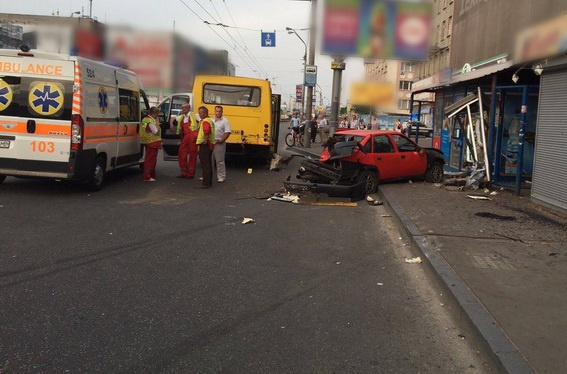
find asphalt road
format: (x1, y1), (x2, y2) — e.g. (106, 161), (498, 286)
(0, 126), (492, 373)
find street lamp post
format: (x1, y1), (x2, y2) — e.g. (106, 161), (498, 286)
(286, 27), (307, 121)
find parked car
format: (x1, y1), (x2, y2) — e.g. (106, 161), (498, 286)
(407, 121), (433, 137)
(284, 130), (445, 199)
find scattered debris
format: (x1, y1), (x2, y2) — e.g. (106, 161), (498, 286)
(377, 283), (384, 286)
(266, 192), (301, 203)
(483, 188), (490, 193)
(335, 261), (341, 265)
(490, 191), (498, 196)
(247, 168), (253, 174)
(381, 214), (392, 217)
(405, 257), (423, 264)
(270, 153), (306, 171)
(467, 195), (492, 201)
(241, 218), (255, 224)
(464, 167), (486, 190)
(458, 334), (466, 340)
(408, 180), (413, 184)
(366, 195), (375, 202)
(433, 183), (443, 188)
(270, 153), (283, 171)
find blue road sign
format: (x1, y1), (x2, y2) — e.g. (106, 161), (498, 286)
(261, 32), (276, 47)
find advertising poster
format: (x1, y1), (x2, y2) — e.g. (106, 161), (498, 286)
(322, 0), (431, 60)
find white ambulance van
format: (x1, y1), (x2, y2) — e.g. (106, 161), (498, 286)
(0, 48), (149, 190)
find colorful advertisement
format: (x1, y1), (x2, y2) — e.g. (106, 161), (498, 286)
(295, 84), (303, 103)
(515, 13), (567, 63)
(322, 0), (431, 60)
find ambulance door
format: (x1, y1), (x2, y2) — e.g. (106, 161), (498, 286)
(0, 56), (75, 179)
(115, 71), (142, 167)
(81, 61), (119, 172)
(159, 94), (192, 161)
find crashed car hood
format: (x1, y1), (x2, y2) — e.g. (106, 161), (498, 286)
(323, 140), (359, 161)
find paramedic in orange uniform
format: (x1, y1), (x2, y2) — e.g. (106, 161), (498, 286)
(170, 102), (198, 178)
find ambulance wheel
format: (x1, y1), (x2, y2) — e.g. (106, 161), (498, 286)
(88, 156), (106, 191)
(0, 175), (6, 184)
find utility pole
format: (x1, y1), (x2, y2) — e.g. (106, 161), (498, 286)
(303, 0), (317, 148)
(330, 56), (345, 137)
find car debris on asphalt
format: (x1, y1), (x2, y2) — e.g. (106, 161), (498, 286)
(467, 195), (492, 200)
(405, 257), (423, 264)
(241, 218), (255, 224)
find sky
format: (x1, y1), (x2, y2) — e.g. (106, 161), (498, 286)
(2, 0), (366, 107)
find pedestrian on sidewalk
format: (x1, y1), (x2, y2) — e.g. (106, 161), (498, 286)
(195, 106), (215, 189)
(318, 114), (329, 143)
(212, 105), (231, 183)
(170, 102), (198, 179)
(141, 106), (162, 182)
(310, 115), (318, 143)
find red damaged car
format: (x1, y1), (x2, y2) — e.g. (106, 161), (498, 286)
(284, 130), (445, 199)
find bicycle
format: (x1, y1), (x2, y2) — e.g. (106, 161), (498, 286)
(285, 126), (304, 147)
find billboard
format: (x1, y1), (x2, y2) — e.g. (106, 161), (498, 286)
(322, 0), (431, 60)
(515, 13), (567, 63)
(296, 84), (303, 103)
(349, 81), (394, 107)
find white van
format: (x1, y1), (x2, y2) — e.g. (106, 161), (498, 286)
(0, 48), (149, 190)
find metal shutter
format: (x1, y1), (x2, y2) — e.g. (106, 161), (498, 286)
(531, 69), (567, 213)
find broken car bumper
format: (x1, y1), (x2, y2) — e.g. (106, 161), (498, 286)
(284, 176), (366, 200)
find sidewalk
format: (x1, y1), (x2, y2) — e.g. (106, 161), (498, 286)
(289, 146), (567, 374)
(380, 182), (566, 374)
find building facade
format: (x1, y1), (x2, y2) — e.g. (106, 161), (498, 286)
(410, 0), (567, 214)
(363, 59), (417, 117)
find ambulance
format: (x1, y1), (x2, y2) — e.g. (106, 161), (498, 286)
(0, 48), (149, 190)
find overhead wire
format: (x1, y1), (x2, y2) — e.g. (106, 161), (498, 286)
(177, 0), (259, 75)
(191, 0), (269, 79)
(221, 0), (270, 79)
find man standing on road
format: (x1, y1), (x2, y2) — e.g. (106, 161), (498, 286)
(141, 107), (162, 182)
(195, 106), (215, 189)
(212, 105), (231, 183)
(170, 102), (198, 179)
(318, 114), (329, 143)
(290, 112), (300, 144)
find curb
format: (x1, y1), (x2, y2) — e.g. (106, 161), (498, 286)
(379, 184), (535, 374)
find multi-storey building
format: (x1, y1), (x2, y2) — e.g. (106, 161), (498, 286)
(363, 59), (417, 117)
(408, 0), (567, 214)
(0, 22), (23, 49)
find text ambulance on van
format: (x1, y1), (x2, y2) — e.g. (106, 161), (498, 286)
(0, 48), (149, 190)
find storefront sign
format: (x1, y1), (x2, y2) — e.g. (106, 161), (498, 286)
(515, 13), (567, 63)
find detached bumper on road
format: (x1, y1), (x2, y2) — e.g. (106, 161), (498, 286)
(284, 176), (366, 200)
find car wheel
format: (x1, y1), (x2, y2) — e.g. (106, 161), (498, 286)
(357, 170), (378, 194)
(425, 162), (444, 183)
(0, 175), (6, 184)
(88, 156), (106, 191)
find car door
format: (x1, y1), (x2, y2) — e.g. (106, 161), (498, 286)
(159, 94), (191, 161)
(371, 134), (402, 180)
(391, 134), (428, 177)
